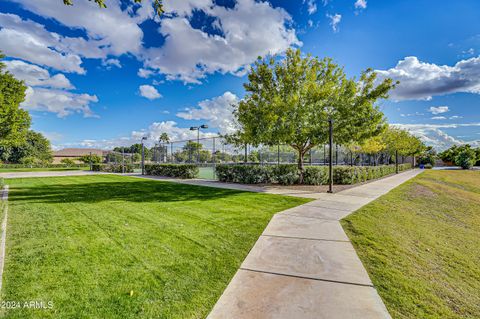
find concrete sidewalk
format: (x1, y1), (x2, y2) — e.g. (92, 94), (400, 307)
(131, 174), (343, 199)
(208, 169), (423, 319)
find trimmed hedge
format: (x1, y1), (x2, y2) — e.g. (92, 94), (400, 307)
(0, 163), (87, 169)
(92, 163), (134, 173)
(145, 164), (199, 179)
(215, 163), (412, 185)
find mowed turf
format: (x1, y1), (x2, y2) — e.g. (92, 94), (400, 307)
(342, 170), (480, 319)
(1, 175), (309, 318)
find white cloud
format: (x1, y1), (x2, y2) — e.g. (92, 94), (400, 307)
(162, 0), (212, 17)
(23, 87), (98, 118)
(176, 91), (239, 134)
(139, 85), (162, 100)
(4, 60), (73, 89)
(327, 13), (341, 32)
(142, 0), (300, 83)
(428, 106), (449, 114)
(0, 13), (85, 73)
(4, 59), (99, 117)
(431, 116), (446, 120)
(376, 56), (480, 100)
(58, 120), (218, 150)
(5, 1), (299, 85)
(354, 0), (367, 10)
(11, 0), (144, 57)
(449, 115), (463, 119)
(102, 59), (122, 69)
(304, 0), (317, 15)
(137, 68), (155, 78)
(392, 122), (480, 150)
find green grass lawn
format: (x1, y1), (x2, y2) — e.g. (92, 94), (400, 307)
(342, 170), (480, 319)
(1, 175), (309, 318)
(0, 167), (88, 173)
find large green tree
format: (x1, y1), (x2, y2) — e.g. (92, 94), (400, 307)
(234, 49), (396, 182)
(0, 53), (31, 156)
(7, 131), (53, 164)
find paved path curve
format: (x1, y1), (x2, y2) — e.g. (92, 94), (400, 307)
(207, 169), (423, 319)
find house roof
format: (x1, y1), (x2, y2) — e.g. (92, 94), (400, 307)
(53, 148), (110, 157)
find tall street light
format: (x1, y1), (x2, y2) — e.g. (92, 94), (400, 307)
(327, 118), (334, 193)
(190, 124), (208, 163)
(141, 136), (147, 175)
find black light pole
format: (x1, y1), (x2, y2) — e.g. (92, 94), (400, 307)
(89, 151), (92, 171)
(190, 124), (208, 164)
(277, 144), (280, 165)
(328, 119), (334, 193)
(141, 136), (147, 175)
(395, 150), (399, 174)
(122, 147), (125, 174)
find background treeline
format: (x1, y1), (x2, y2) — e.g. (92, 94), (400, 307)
(0, 53), (53, 165)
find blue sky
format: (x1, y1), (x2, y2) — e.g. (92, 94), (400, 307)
(1, 0), (479, 150)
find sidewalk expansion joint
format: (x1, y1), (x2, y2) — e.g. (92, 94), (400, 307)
(240, 268), (374, 288)
(280, 212), (340, 221)
(260, 234), (350, 243)
(302, 204), (352, 212)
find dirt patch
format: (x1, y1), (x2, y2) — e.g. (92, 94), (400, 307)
(409, 183), (436, 198)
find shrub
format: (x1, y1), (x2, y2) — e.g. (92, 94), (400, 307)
(417, 153), (435, 166)
(145, 164), (199, 179)
(0, 178), (4, 188)
(303, 166), (328, 185)
(60, 158), (77, 166)
(215, 165), (272, 184)
(455, 149), (476, 169)
(271, 165), (299, 185)
(78, 154), (102, 164)
(92, 163), (134, 173)
(215, 164), (412, 185)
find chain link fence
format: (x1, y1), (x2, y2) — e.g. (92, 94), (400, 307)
(147, 136), (410, 180)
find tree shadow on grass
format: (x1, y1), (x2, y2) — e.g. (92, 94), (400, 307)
(8, 179), (248, 204)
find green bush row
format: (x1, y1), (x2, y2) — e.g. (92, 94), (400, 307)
(91, 164), (134, 173)
(215, 163), (412, 185)
(0, 163), (87, 169)
(144, 164), (199, 179)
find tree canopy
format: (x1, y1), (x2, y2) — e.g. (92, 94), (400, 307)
(0, 53), (31, 150)
(233, 48), (396, 182)
(6, 131), (53, 164)
(63, 0), (164, 15)
(382, 127), (425, 157)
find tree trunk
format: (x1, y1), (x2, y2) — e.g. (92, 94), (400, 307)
(298, 150), (305, 184)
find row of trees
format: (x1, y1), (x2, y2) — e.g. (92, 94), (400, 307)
(0, 53), (53, 165)
(439, 145), (479, 169)
(347, 126), (425, 166)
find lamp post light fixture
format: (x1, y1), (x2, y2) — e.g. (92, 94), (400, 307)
(189, 124), (208, 163)
(141, 136), (147, 175)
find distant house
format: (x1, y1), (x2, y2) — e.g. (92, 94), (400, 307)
(53, 148), (110, 164)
